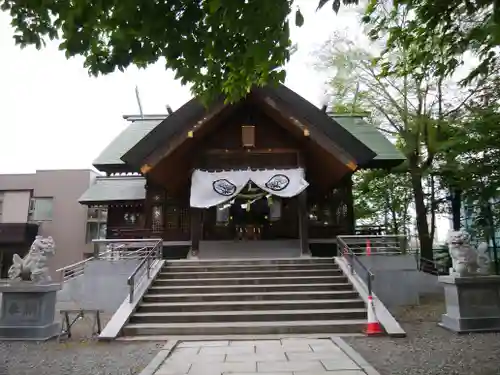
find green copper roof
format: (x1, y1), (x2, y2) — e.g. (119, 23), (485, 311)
(79, 176), (146, 204)
(330, 114), (405, 167)
(93, 119), (164, 168)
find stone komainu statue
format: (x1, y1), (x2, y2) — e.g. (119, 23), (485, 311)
(8, 235), (56, 283)
(447, 230), (490, 276)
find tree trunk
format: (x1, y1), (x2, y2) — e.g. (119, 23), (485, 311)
(384, 191), (390, 232)
(450, 188), (462, 231)
(485, 202), (499, 275)
(391, 205), (399, 234)
(410, 168), (433, 260)
(429, 174), (436, 244)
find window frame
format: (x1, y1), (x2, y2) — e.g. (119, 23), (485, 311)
(29, 197), (54, 222)
(85, 206), (108, 243)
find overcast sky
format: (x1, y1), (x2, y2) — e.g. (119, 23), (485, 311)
(0, 3), (451, 240)
(0, 2), (366, 174)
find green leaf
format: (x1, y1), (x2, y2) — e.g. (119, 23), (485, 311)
(208, 0), (221, 13)
(332, 0), (341, 13)
(317, 0), (330, 10)
(295, 8), (304, 27)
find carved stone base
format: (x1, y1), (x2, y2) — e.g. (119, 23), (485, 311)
(0, 282), (61, 340)
(438, 275), (500, 333)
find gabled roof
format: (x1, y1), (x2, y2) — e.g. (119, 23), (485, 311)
(121, 84), (377, 168)
(93, 87), (405, 172)
(331, 114), (405, 168)
(79, 176), (146, 204)
(93, 118), (164, 171)
(121, 97), (222, 166)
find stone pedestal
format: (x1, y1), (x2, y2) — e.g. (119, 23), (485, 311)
(438, 275), (500, 333)
(0, 282), (61, 340)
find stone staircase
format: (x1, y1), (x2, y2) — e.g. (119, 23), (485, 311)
(121, 258), (367, 337)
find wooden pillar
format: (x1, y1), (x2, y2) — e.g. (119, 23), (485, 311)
(190, 207), (202, 257)
(345, 173), (355, 234)
(298, 190), (311, 256)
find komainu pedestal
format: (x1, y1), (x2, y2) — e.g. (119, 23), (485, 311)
(439, 275), (500, 333)
(0, 283), (61, 340)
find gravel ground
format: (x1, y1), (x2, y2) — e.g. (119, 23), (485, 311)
(0, 341), (162, 375)
(0, 313), (161, 375)
(346, 294), (500, 375)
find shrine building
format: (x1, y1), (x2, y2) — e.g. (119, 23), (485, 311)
(79, 84), (404, 258)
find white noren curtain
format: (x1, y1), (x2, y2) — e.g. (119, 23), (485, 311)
(190, 168), (308, 208)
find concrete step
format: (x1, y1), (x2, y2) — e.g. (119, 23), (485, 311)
(153, 276), (346, 287)
(129, 308), (367, 324)
(116, 333), (366, 341)
(123, 319), (366, 336)
(137, 298), (366, 313)
(147, 283), (351, 294)
(164, 263), (338, 273)
(158, 269), (337, 279)
(158, 269), (342, 279)
(166, 258), (333, 267)
(142, 290), (360, 303)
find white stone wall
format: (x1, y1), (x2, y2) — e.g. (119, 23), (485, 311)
(56, 259), (141, 313)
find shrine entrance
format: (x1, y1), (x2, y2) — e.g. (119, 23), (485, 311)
(202, 181), (299, 241)
(189, 168), (309, 257)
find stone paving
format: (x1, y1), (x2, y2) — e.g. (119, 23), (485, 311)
(143, 338), (379, 375)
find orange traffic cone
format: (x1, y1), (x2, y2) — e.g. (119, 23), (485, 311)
(366, 239), (371, 256)
(365, 295), (384, 336)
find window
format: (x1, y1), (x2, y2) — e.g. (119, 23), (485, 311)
(29, 197), (53, 221)
(86, 207), (107, 243)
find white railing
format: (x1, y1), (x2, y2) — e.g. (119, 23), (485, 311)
(337, 234), (409, 255)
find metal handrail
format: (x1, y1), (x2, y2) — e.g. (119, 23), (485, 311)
(127, 239), (163, 303)
(418, 256), (449, 276)
(337, 234), (407, 239)
(92, 238), (161, 244)
(56, 242), (154, 282)
(337, 236), (374, 297)
(56, 247), (117, 282)
(337, 234), (408, 255)
(412, 247), (450, 276)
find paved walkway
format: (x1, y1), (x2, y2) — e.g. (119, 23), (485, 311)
(140, 338), (380, 375)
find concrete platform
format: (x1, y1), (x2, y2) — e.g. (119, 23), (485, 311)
(198, 240), (301, 259)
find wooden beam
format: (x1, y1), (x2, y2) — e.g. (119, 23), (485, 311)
(144, 102), (229, 168)
(204, 148), (300, 155)
(259, 96), (359, 171)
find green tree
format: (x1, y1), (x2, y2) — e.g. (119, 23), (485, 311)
(316, 10), (479, 258)
(441, 88), (500, 242)
(366, 0), (500, 87)
(0, 0), (360, 104)
(353, 169), (413, 235)
(3, 0), (498, 103)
